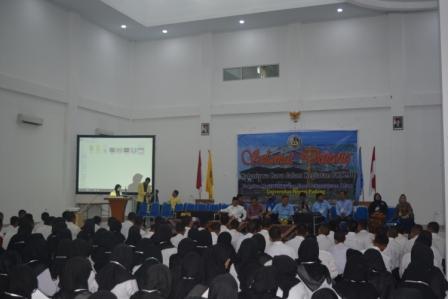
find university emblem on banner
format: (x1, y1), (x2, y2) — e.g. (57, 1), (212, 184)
(288, 135), (301, 148)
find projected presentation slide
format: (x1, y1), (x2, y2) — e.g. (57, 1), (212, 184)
(77, 135), (155, 194)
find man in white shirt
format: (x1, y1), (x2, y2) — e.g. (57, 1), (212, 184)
(228, 219), (242, 250)
(285, 224), (307, 252)
(220, 197), (247, 222)
(64, 211), (80, 240)
(219, 213), (230, 234)
(209, 222), (221, 245)
(316, 225), (334, 251)
(345, 221), (362, 251)
(402, 225), (423, 255)
(2, 216), (19, 249)
(170, 222), (186, 248)
(319, 249), (339, 279)
(428, 221), (445, 258)
(121, 212), (136, 239)
(33, 212), (52, 240)
(265, 226), (297, 259)
(259, 218), (272, 249)
(368, 232), (392, 272)
(384, 229), (402, 271)
(330, 230), (349, 275)
(355, 220), (374, 250)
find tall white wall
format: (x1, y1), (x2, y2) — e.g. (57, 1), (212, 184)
(0, 0), (443, 225)
(0, 0), (132, 220)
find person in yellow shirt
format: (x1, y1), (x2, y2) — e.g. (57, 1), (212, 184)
(137, 177), (151, 212)
(168, 190), (181, 210)
(109, 184), (121, 197)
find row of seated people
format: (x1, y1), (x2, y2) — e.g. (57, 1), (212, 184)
(0, 208), (446, 299)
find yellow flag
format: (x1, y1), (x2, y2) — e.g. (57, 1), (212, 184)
(205, 150), (214, 199)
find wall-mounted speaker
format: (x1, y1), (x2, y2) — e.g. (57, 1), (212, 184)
(17, 114), (43, 126)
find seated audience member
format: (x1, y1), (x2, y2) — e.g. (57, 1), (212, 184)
(402, 224), (423, 255)
(227, 219), (242, 250)
(96, 244), (138, 299)
(93, 216), (101, 232)
(235, 220), (260, 252)
(344, 221), (362, 250)
(368, 193), (388, 217)
(364, 249), (395, 299)
(8, 217), (34, 256)
(2, 216), (19, 249)
(221, 197), (247, 222)
(121, 212), (136, 239)
(47, 217), (72, 258)
(77, 219), (95, 242)
(33, 212), (52, 240)
(246, 197), (264, 220)
(3, 264), (45, 299)
(109, 184), (122, 197)
(168, 190), (181, 210)
(0, 251), (22, 295)
(246, 266), (279, 299)
(206, 274), (238, 299)
(272, 255), (300, 299)
(394, 243), (445, 299)
(393, 194), (414, 233)
(310, 289), (340, 299)
(427, 221), (445, 258)
(203, 241), (233, 285)
(132, 264), (171, 299)
(170, 222), (186, 248)
(271, 195), (295, 223)
(335, 191), (353, 221)
(209, 222), (220, 245)
(383, 227), (402, 272)
(69, 239), (98, 293)
(293, 237), (334, 297)
(394, 226), (408, 254)
(53, 257), (92, 299)
(335, 249), (379, 299)
(355, 220), (374, 250)
(218, 232), (236, 262)
(151, 224), (176, 266)
(91, 229), (115, 272)
(399, 231), (443, 277)
(297, 192), (310, 213)
(251, 234), (271, 265)
(169, 238), (196, 285)
(316, 225), (333, 251)
(371, 232), (392, 272)
(266, 226), (296, 259)
(126, 226), (142, 248)
(311, 193), (332, 220)
(172, 252), (204, 299)
(285, 224), (307, 251)
(330, 230), (349, 276)
(234, 238), (262, 295)
(108, 218), (125, 245)
(259, 217), (272, 248)
(318, 249), (339, 280)
(133, 239), (163, 274)
(64, 211), (81, 240)
(219, 213), (230, 234)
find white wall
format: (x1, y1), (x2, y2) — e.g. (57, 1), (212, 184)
(0, 0), (443, 224)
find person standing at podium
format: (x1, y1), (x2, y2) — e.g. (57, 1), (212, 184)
(137, 177), (152, 212)
(109, 184), (122, 197)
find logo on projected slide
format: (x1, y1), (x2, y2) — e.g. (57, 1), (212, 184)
(287, 135), (301, 149)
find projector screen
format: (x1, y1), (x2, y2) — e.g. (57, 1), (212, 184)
(76, 135), (155, 194)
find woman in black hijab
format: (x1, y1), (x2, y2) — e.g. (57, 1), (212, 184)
(334, 249), (378, 299)
(133, 239), (162, 275)
(96, 244), (137, 297)
(50, 238), (72, 280)
(77, 219), (96, 242)
(23, 234), (50, 278)
(392, 243), (441, 299)
(217, 232), (236, 261)
(273, 255), (300, 299)
(88, 291), (117, 299)
(131, 264), (171, 299)
(172, 252), (204, 299)
(169, 238), (197, 296)
(70, 239), (92, 259)
(364, 248), (395, 299)
(235, 238), (262, 296)
(296, 237), (332, 295)
(91, 229), (115, 272)
(3, 264), (37, 299)
(194, 230), (212, 256)
(208, 273), (238, 299)
(108, 218), (125, 245)
(311, 288), (340, 299)
(53, 257), (92, 299)
(126, 226), (142, 249)
(203, 243), (232, 285)
(251, 233), (272, 265)
(7, 219), (34, 256)
(246, 266), (279, 299)
(0, 251), (21, 295)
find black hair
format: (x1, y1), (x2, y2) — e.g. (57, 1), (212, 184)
(210, 222), (220, 233)
(62, 211), (70, 222)
(296, 224), (307, 236)
(145, 177), (151, 182)
(261, 217), (272, 228)
(269, 226), (282, 241)
(10, 216), (19, 226)
(93, 216), (101, 225)
(172, 190), (179, 196)
(127, 212), (137, 221)
(334, 230), (346, 243)
(357, 220), (367, 230)
(175, 222), (186, 233)
(374, 233), (389, 247)
(348, 220), (358, 232)
(315, 193), (323, 199)
(427, 221), (440, 233)
(220, 213), (230, 226)
(246, 220), (260, 234)
(18, 210), (26, 218)
(228, 219), (239, 230)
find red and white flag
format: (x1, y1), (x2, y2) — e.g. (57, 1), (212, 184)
(369, 146), (376, 195)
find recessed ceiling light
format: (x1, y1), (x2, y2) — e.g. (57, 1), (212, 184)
(239, 19), (245, 24)
(121, 24), (127, 29)
(162, 29), (168, 34)
(337, 8), (344, 13)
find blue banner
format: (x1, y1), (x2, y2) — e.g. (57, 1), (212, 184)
(238, 130), (358, 200)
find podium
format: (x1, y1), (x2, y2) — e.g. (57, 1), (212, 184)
(105, 197), (130, 222)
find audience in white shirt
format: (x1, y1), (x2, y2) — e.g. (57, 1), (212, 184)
(428, 221), (446, 258)
(265, 226), (297, 260)
(63, 211), (80, 240)
(330, 230), (350, 275)
(120, 212), (136, 239)
(316, 225), (334, 251)
(355, 220), (374, 250)
(170, 222), (187, 248)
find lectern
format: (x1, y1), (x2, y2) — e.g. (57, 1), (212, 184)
(105, 197), (130, 222)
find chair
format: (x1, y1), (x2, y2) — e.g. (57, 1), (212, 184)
(174, 203), (185, 213)
(197, 204), (208, 212)
(386, 207), (396, 223)
(185, 203), (196, 212)
(137, 202), (148, 217)
(353, 206), (368, 221)
(161, 203), (173, 218)
(330, 206), (337, 219)
(149, 203), (160, 218)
